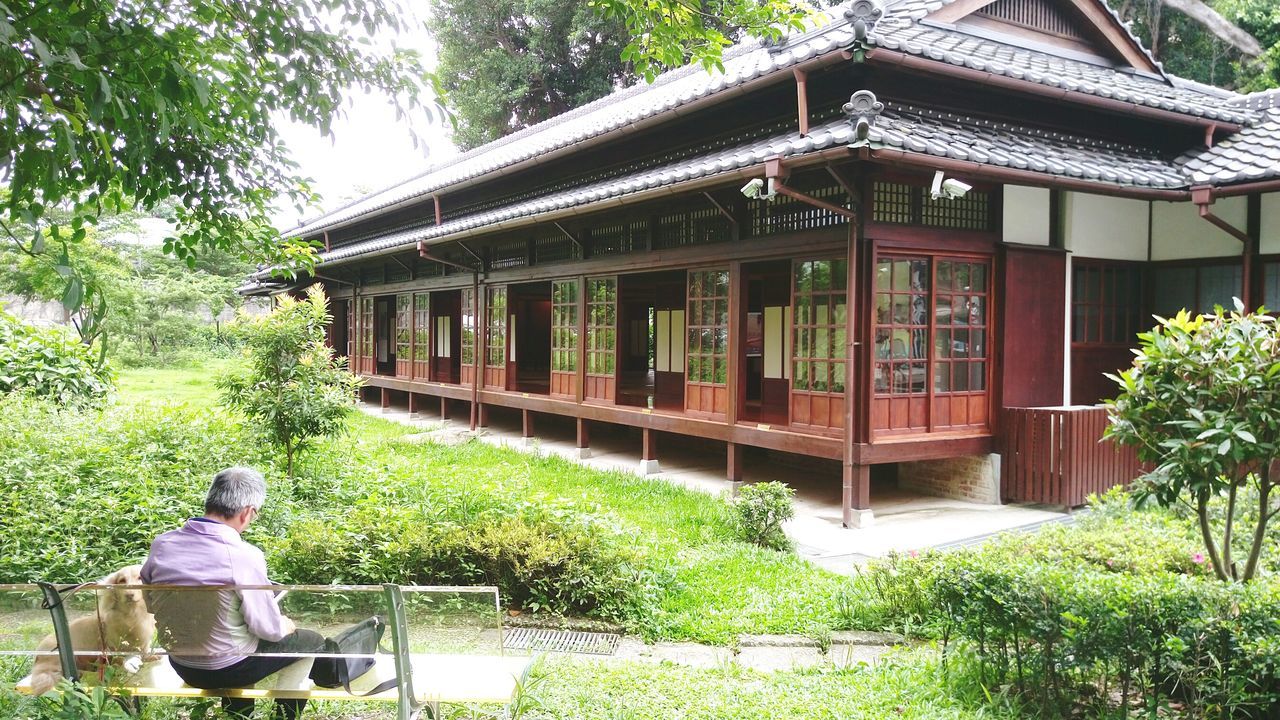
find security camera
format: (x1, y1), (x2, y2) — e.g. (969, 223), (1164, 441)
(740, 177), (776, 201)
(930, 170), (972, 200)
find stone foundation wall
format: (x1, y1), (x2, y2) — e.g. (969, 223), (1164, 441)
(896, 453), (1001, 504)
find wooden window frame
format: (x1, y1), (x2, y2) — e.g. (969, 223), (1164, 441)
(550, 279), (579, 397)
(1149, 258), (1243, 317)
(872, 251), (993, 435)
(686, 267), (730, 416)
(1070, 259), (1144, 347)
(790, 257), (848, 432)
(584, 276), (617, 402)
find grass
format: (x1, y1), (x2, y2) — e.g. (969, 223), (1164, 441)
(518, 652), (1015, 720)
(113, 358), (230, 409)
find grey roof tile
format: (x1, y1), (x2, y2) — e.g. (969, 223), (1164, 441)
(1178, 110), (1280, 185)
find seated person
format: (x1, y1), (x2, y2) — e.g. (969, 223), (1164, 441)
(142, 467), (323, 719)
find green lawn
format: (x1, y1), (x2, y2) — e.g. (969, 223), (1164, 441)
(114, 358), (231, 408)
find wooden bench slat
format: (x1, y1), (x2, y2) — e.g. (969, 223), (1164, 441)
(15, 654), (532, 705)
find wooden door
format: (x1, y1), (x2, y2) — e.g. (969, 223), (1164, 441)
(584, 277), (617, 402)
(550, 280), (578, 398)
(685, 268), (729, 416)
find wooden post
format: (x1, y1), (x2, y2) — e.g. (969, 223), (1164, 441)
(522, 409), (534, 444)
(639, 427), (659, 475)
(727, 261), (742, 427)
(478, 403), (489, 428)
(576, 418), (591, 459)
(440, 396), (451, 421)
(727, 442), (744, 490)
(843, 464), (872, 528)
(408, 393), (420, 418)
(380, 388), (391, 412)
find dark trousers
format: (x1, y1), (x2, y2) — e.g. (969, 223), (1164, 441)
(171, 629), (325, 719)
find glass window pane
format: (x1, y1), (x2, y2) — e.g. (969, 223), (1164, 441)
(970, 362), (986, 391)
(934, 363), (951, 392)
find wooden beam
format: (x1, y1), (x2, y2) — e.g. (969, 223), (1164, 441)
(554, 221), (584, 252)
(792, 68), (809, 136)
(703, 192), (738, 229)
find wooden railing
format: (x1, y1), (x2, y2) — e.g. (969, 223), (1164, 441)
(1001, 406), (1144, 508)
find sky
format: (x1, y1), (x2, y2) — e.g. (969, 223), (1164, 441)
(271, 6), (458, 231)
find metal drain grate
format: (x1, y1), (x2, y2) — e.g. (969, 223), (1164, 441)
(504, 628), (621, 655)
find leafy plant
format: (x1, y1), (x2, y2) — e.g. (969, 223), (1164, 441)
(0, 306), (112, 405)
(218, 286), (362, 480)
(1107, 303), (1280, 581)
(36, 679), (132, 720)
(729, 481), (795, 551)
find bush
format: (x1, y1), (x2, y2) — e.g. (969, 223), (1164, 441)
(843, 493), (1280, 717)
(270, 491), (661, 623)
(729, 481), (794, 551)
(0, 308), (112, 405)
(0, 395), (268, 583)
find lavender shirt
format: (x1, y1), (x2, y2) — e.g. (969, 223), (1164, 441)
(141, 519), (291, 670)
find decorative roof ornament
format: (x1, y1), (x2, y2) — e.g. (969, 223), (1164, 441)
(843, 90), (884, 142)
(844, 0), (884, 43)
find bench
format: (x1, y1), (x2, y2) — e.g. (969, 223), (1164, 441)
(6, 582), (534, 720)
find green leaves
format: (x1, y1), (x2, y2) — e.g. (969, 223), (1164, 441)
(1106, 305), (1280, 581)
(0, 0), (434, 289)
(217, 286), (362, 479)
(0, 305), (113, 405)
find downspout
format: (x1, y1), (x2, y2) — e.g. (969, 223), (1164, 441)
(1192, 186), (1254, 310)
(793, 69), (810, 137)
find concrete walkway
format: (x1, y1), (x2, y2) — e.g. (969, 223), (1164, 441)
(360, 401), (1065, 574)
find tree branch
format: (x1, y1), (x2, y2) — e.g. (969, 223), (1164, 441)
(1162, 0), (1264, 57)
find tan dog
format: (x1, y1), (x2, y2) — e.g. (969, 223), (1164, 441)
(30, 565), (156, 695)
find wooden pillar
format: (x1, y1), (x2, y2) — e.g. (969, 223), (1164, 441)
(440, 396), (451, 420)
(576, 418), (591, 459)
(522, 409), (534, 444)
(844, 176), (874, 529)
(380, 388), (391, 412)
(478, 403), (489, 428)
(727, 442), (744, 489)
(408, 392), (420, 418)
(639, 427), (659, 475)
(843, 463), (872, 528)
(1247, 193), (1262, 312)
(727, 261), (743, 427)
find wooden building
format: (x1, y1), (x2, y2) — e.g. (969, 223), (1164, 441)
(248, 0), (1280, 527)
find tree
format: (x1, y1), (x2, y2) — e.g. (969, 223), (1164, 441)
(218, 286), (362, 481)
(1106, 303), (1280, 582)
(430, 0), (635, 150)
(1119, 0), (1278, 90)
(0, 0), (435, 353)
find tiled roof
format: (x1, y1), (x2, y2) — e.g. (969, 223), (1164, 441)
(284, 8), (862, 240)
(314, 102), (1196, 266)
(287, 0), (1250, 240)
(869, 104), (1187, 187)
(1228, 89), (1280, 113)
(871, 1), (1251, 125)
(1179, 110), (1280, 185)
(318, 116), (861, 264)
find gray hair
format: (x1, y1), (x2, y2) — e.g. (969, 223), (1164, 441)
(204, 467), (267, 518)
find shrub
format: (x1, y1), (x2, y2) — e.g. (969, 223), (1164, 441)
(270, 494), (660, 622)
(1107, 304), (1280, 581)
(729, 481), (794, 551)
(0, 307), (112, 405)
(843, 494), (1280, 717)
(219, 286), (362, 479)
(0, 395), (268, 583)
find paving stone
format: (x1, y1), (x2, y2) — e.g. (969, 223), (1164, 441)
(830, 630), (905, 646)
(828, 643), (895, 668)
(736, 646), (825, 672)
